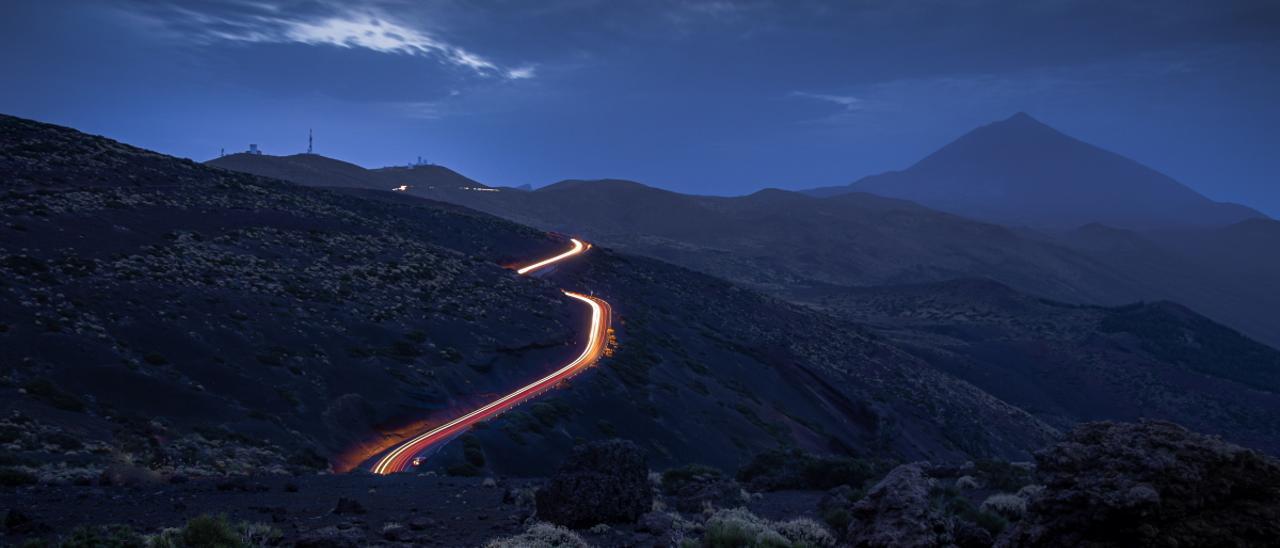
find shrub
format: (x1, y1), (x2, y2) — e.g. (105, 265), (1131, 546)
(737, 449), (888, 491)
(1016, 484), (1045, 499)
(974, 459), (1034, 492)
(61, 524), (145, 548)
(46, 431), (82, 451)
(773, 517), (836, 547)
(0, 467), (37, 486)
(932, 485), (1009, 536)
(146, 515), (281, 548)
(180, 515), (243, 547)
(981, 493), (1027, 520)
(462, 435), (486, 468)
(819, 506), (851, 533)
(22, 379), (86, 412)
(143, 353), (169, 366)
(662, 464), (724, 494)
(701, 508), (788, 547)
(955, 475), (980, 490)
(239, 522), (283, 546)
(484, 522), (590, 548)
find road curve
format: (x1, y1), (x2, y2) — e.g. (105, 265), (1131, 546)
(371, 239), (609, 475)
(517, 238), (589, 275)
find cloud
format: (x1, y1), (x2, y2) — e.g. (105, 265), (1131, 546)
(790, 91), (863, 111)
(506, 66), (537, 80)
(128, 2), (529, 80)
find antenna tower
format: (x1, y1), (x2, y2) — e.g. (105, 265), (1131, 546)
(308, 129), (313, 154)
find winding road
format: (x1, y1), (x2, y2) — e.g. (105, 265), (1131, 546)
(371, 238), (609, 475)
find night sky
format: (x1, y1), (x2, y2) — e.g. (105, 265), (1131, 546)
(2, 1), (1277, 214)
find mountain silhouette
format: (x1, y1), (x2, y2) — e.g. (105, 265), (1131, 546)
(805, 112), (1267, 229)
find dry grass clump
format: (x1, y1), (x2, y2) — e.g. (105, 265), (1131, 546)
(484, 522), (591, 548)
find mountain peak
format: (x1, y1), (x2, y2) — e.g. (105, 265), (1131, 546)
(1004, 111), (1039, 124)
(828, 114), (1267, 229)
(980, 111), (1059, 139)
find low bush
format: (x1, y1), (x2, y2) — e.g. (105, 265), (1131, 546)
(146, 514), (281, 548)
(701, 508), (835, 548)
(179, 514), (243, 547)
(484, 522), (590, 548)
(981, 493), (1028, 520)
(60, 524), (145, 548)
(22, 380), (86, 412)
(662, 464), (724, 494)
(737, 449), (889, 491)
(931, 485), (1009, 536)
(0, 466), (37, 486)
(973, 459), (1034, 492)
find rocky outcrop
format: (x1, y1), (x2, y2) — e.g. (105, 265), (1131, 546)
(1000, 420), (1280, 547)
(846, 463), (953, 547)
(535, 439), (653, 528)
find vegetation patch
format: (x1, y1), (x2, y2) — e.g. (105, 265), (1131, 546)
(22, 379), (86, 412)
(737, 449), (892, 492)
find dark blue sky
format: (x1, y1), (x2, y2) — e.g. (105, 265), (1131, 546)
(3, 1), (1277, 214)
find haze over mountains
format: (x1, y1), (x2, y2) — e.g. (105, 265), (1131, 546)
(208, 114), (1280, 350)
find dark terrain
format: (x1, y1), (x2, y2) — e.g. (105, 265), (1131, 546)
(208, 116), (1280, 352)
(799, 278), (1280, 453)
(4, 113), (1280, 546)
(1, 113), (1060, 483)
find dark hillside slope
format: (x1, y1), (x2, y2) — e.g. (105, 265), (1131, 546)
(804, 279), (1280, 454)
(208, 152), (383, 190)
(430, 181), (1148, 305)
(0, 114), (1056, 484)
(207, 150), (1280, 350)
(1048, 222), (1280, 350)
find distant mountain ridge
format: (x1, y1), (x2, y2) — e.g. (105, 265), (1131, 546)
(206, 151), (1280, 349)
(804, 112), (1267, 229)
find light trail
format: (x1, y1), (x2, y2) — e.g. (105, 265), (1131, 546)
(516, 238), (588, 275)
(369, 237), (607, 475)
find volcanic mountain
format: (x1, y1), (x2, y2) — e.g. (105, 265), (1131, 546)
(804, 112), (1266, 229)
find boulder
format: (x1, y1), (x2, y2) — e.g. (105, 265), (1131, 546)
(999, 420), (1280, 547)
(846, 463), (953, 547)
(535, 439), (653, 528)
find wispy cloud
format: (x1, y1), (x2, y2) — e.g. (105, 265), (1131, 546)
(791, 91), (864, 111)
(131, 2), (531, 80)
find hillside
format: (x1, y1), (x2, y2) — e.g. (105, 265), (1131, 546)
(805, 112), (1266, 229)
(801, 279), (1280, 454)
(1046, 221), (1280, 349)
(209, 153), (1280, 349)
(0, 113), (1062, 486)
(207, 155), (1150, 306)
(207, 153), (492, 193)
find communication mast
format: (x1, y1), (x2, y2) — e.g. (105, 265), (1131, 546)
(307, 129), (313, 154)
